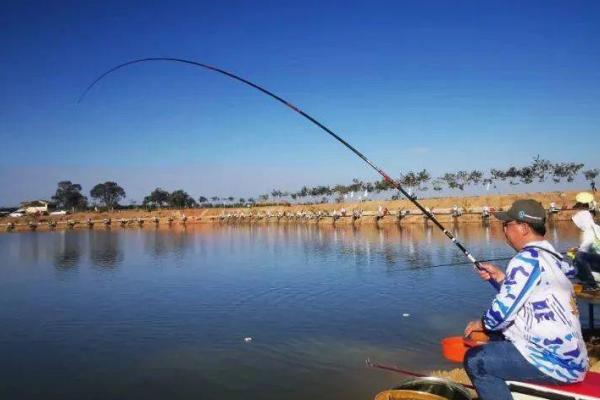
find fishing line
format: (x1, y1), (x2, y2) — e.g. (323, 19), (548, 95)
(415, 255), (514, 270)
(80, 58), (497, 289)
(413, 250), (568, 271)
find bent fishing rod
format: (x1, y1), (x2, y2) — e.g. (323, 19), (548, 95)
(79, 57), (500, 291)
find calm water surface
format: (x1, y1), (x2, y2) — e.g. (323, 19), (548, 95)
(0, 222), (584, 399)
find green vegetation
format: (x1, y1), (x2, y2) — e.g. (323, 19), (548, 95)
(52, 181), (88, 211)
(27, 157), (596, 211)
(90, 181), (126, 210)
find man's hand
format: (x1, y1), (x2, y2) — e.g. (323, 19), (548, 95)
(464, 319), (484, 338)
(477, 262), (505, 284)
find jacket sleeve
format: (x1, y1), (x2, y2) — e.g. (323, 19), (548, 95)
(482, 252), (542, 331)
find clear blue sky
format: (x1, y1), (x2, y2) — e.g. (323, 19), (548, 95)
(1, 0), (599, 205)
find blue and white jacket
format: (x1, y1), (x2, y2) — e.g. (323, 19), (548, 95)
(482, 240), (588, 383)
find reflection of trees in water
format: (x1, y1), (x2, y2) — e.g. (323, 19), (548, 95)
(180, 221), (581, 274)
(18, 232), (41, 264)
(278, 222), (544, 272)
(54, 231), (82, 270)
(143, 229), (193, 259)
(89, 230), (123, 268)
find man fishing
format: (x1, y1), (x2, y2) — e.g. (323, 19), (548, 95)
(463, 199), (588, 400)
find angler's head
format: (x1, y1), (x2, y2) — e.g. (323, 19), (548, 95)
(494, 199), (546, 250)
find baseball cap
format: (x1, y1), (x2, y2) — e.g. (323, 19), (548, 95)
(494, 199), (546, 226)
(576, 192), (594, 204)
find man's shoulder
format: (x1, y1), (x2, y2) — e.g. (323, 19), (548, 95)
(520, 241), (561, 260)
(507, 245), (547, 270)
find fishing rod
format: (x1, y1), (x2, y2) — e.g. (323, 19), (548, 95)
(415, 249), (568, 271)
(79, 57), (500, 291)
(365, 358), (475, 390)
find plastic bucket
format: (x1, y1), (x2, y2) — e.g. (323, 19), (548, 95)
(441, 333), (488, 363)
(386, 377), (472, 400)
(441, 336), (469, 363)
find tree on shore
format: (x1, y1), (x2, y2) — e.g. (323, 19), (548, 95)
(90, 181), (126, 210)
(531, 156), (553, 182)
(467, 170), (483, 186)
(551, 162), (584, 183)
(261, 158), (594, 205)
(143, 188), (170, 208)
(584, 169), (599, 192)
(399, 169), (431, 197)
(52, 181), (88, 211)
(169, 190), (197, 208)
(271, 189), (283, 201)
(124, 157), (596, 210)
(432, 178), (444, 192)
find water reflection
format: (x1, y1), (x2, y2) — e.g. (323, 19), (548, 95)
(89, 230), (123, 268)
(0, 221), (587, 400)
(53, 231), (82, 270)
(142, 228), (195, 260)
(209, 221), (580, 273)
(18, 232), (41, 264)
(191, 222), (513, 272)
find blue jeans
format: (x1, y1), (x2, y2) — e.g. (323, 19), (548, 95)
(464, 340), (563, 400)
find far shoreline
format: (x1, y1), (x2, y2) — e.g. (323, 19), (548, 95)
(1, 189), (597, 233)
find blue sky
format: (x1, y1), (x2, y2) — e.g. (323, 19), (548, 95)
(1, 0), (599, 205)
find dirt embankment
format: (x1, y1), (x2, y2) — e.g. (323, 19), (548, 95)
(2, 190), (596, 233)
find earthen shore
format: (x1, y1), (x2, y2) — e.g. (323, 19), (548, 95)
(2, 190), (596, 233)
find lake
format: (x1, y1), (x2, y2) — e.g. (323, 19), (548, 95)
(0, 222), (585, 399)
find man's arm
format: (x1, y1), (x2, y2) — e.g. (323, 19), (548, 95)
(482, 253), (542, 331)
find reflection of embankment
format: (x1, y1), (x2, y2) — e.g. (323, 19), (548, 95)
(89, 230), (123, 268)
(182, 222), (579, 271)
(143, 229), (195, 259)
(54, 231), (83, 270)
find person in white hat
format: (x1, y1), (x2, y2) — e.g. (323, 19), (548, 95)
(570, 210), (600, 292)
(574, 192), (597, 216)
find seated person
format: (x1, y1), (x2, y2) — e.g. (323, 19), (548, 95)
(570, 210), (600, 291)
(464, 200), (588, 400)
